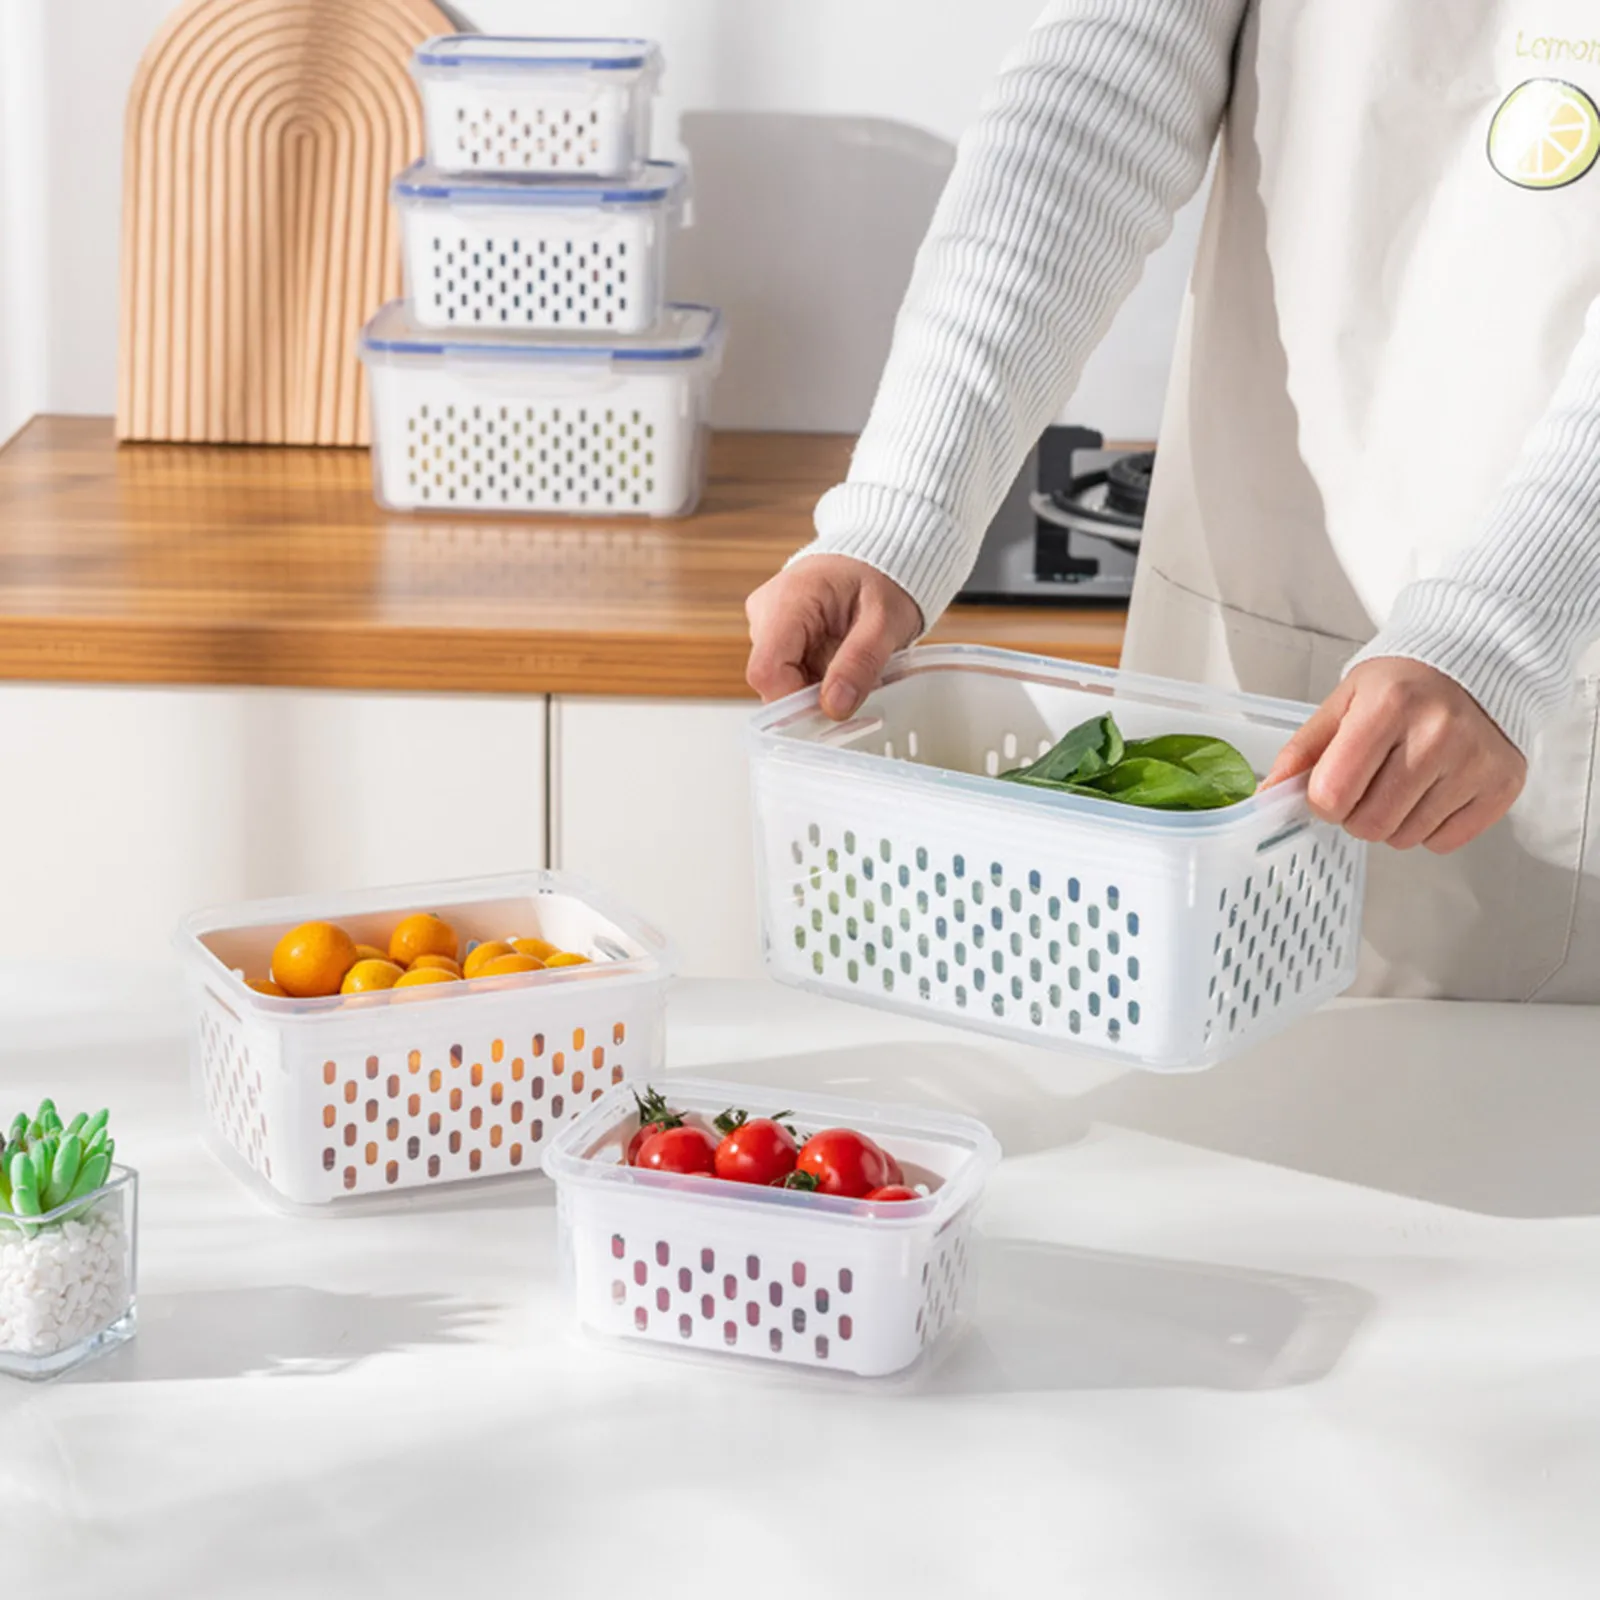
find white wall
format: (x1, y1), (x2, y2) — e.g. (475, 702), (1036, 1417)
(0, 687), (547, 963)
(550, 698), (762, 980)
(0, 0), (48, 446)
(9, 0), (1205, 439)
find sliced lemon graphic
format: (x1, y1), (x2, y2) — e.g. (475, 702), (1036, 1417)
(1489, 78), (1600, 189)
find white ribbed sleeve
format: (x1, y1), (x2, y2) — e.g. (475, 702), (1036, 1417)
(1350, 298), (1600, 755)
(796, 0), (1246, 626)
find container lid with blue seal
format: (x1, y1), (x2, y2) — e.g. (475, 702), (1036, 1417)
(392, 158), (687, 212)
(358, 302), (724, 367)
(412, 36), (663, 78)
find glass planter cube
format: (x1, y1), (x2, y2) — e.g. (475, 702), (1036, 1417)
(0, 1165), (138, 1380)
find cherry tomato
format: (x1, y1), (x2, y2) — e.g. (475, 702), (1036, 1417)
(714, 1116), (798, 1186)
(863, 1185), (919, 1202)
(794, 1128), (895, 1198)
(626, 1087), (684, 1166)
(635, 1124), (718, 1176)
(882, 1151), (905, 1186)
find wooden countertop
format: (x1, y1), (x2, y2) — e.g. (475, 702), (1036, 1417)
(0, 416), (1127, 697)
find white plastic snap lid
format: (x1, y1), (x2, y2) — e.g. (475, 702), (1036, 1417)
(358, 301), (723, 363)
(413, 35), (662, 74)
(392, 158), (686, 209)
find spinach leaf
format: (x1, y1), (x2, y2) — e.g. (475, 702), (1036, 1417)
(998, 714), (1123, 788)
(999, 770), (1113, 797)
(1078, 757), (1235, 810)
(997, 713), (1258, 811)
(1119, 734), (1257, 806)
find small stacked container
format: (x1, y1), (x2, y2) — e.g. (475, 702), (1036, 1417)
(412, 37), (660, 176)
(362, 35), (723, 518)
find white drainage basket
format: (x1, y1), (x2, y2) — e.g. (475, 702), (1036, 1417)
(412, 36), (662, 177)
(176, 872), (673, 1210)
(750, 646), (1367, 1072)
(358, 302), (724, 517)
(546, 1079), (1000, 1379)
(395, 160), (686, 335)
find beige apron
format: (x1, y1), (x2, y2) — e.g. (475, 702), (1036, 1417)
(1123, 0), (1600, 1000)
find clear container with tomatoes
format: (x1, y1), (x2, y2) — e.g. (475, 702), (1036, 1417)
(175, 871), (674, 1211)
(545, 1078), (1001, 1378)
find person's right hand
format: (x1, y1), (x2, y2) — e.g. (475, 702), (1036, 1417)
(745, 555), (923, 719)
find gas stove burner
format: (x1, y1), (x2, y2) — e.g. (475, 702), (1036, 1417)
(1106, 450), (1154, 519)
(1046, 448), (1156, 535)
(956, 425), (1147, 607)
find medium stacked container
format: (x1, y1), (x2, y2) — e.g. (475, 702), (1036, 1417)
(360, 36), (724, 517)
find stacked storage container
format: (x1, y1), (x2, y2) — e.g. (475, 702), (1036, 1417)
(361, 37), (724, 517)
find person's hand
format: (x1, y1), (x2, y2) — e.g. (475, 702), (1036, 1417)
(1262, 657), (1527, 852)
(745, 555), (923, 719)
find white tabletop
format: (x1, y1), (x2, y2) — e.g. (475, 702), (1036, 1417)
(3, 965), (1599, 1599)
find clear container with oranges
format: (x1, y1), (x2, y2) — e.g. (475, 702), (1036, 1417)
(175, 872), (674, 1210)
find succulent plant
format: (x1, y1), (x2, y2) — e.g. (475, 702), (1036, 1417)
(0, 1100), (115, 1234)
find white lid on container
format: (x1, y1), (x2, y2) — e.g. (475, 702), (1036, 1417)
(358, 301), (723, 364)
(392, 158), (686, 209)
(413, 35), (662, 74)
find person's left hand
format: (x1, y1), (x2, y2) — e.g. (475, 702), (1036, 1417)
(1262, 657), (1527, 852)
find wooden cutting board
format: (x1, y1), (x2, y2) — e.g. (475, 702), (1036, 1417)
(117, 0), (451, 446)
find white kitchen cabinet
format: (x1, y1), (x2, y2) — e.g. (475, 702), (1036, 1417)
(550, 697), (764, 979)
(0, 685), (545, 962)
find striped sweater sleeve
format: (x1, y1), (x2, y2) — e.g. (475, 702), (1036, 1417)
(1349, 297), (1600, 756)
(793, 0), (1247, 627)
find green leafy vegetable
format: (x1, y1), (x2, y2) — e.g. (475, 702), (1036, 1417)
(999, 714), (1258, 811)
(1081, 757), (1233, 809)
(1022, 714), (1125, 786)
(1120, 734), (1257, 804)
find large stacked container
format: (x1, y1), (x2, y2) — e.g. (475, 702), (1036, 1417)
(361, 304), (723, 516)
(361, 34), (722, 518)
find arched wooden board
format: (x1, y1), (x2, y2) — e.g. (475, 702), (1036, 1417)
(117, 0), (451, 445)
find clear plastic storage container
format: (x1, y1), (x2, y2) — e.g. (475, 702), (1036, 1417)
(176, 872), (673, 1210)
(413, 36), (662, 177)
(395, 160), (687, 335)
(546, 1079), (1000, 1379)
(749, 646), (1367, 1072)
(358, 302), (723, 517)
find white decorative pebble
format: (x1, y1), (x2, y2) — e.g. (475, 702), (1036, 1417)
(0, 1209), (131, 1357)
